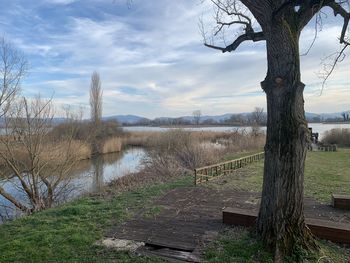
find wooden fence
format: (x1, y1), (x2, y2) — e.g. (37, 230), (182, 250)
(194, 152), (265, 185)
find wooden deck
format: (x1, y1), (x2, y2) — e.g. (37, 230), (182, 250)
(107, 187), (350, 262)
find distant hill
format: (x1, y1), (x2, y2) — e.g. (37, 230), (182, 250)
(48, 110), (350, 125)
(102, 111), (349, 125)
(103, 115), (150, 124)
(305, 110), (350, 121)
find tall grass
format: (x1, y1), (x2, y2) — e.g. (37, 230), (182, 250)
(101, 137), (123, 154)
(123, 131), (162, 147)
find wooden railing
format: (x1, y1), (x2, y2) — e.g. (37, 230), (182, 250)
(194, 152), (265, 185)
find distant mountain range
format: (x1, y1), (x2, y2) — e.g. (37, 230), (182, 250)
(101, 110), (350, 125)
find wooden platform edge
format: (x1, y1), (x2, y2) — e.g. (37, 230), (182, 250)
(223, 207), (350, 245)
(332, 194), (350, 210)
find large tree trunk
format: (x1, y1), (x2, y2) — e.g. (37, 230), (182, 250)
(257, 22), (317, 259)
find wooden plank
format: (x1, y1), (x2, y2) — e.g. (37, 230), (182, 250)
(223, 207), (257, 227)
(111, 218), (220, 252)
(306, 218), (350, 245)
(222, 207), (350, 245)
(332, 194), (350, 209)
(137, 247), (201, 262)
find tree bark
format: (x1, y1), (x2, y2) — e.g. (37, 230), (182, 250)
(257, 21), (317, 258)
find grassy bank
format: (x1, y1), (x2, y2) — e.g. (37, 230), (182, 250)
(0, 176), (193, 263)
(207, 148), (350, 203)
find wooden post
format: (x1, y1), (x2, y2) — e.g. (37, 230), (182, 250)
(194, 169), (197, 186)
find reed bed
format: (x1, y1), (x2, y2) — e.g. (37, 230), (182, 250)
(101, 137), (123, 154)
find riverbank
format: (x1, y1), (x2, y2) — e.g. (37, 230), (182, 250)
(0, 175), (193, 262)
(1, 149), (350, 262)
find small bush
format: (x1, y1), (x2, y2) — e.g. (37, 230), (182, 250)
(322, 129), (350, 147)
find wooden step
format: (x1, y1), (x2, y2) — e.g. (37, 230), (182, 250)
(223, 207), (350, 245)
(137, 246), (201, 262)
(332, 194), (350, 209)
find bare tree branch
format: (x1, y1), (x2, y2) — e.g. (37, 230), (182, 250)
(327, 1), (350, 45)
(205, 31), (265, 52)
(0, 37), (28, 117)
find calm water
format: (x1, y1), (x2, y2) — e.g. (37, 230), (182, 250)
(124, 123), (350, 137)
(0, 147), (146, 221)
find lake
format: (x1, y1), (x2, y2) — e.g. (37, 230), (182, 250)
(124, 123), (350, 137)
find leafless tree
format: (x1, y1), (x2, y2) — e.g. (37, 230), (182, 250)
(89, 71), (104, 155)
(193, 110), (202, 125)
(0, 37), (28, 117)
(250, 107), (265, 125)
(202, 0), (350, 258)
(90, 71), (103, 125)
(0, 96), (83, 217)
(250, 107), (265, 136)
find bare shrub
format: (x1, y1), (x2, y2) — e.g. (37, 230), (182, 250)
(143, 130), (221, 179)
(0, 96), (84, 216)
(322, 129), (350, 147)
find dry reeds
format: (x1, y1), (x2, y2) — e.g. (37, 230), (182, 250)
(101, 137), (123, 154)
(123, 131), (162, 147)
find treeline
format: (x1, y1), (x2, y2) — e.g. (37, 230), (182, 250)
(125, 113), (267, 126)
(126, 114), (350, 126)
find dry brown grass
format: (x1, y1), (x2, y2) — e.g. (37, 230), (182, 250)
(101, 137), (123, 154)
(122, 131), (163, 147)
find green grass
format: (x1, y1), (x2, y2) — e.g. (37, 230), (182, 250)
(0, 176), (193, 263)
(204, 227), (273, 263)
(204, 227), (350, 263)
(208, 148), (350, 203)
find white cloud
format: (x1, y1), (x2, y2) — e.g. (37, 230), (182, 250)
(46, 0), (77, 5)
(1, 0), (349, 118)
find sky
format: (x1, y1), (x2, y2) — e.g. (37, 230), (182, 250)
(0, 0), (349, 118)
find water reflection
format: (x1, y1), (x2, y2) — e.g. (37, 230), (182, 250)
(64, 147), (147, 196)
(0, 147), (146, 222)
